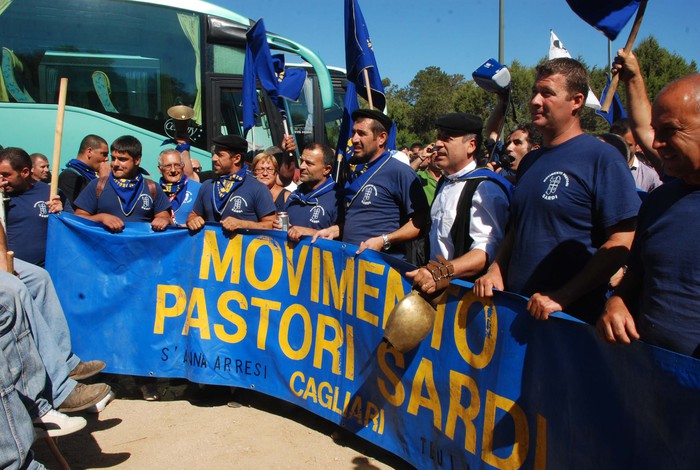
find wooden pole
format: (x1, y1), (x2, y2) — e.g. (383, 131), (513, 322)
(363, 68), (374, 109)
(599, 0), (648, 113)
(50, 78), (68, 198)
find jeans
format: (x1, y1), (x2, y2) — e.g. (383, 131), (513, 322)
(2, 262), (77, 408)
(0, 349), (46, 470)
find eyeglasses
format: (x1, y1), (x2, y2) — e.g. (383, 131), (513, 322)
(92, 148), (109, 157)
(160, 163), (183, 170)
(254, 168), (276, 175)
(192, 167), (201, 172)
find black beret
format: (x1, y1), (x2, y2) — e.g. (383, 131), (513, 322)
(211, 134), (248, 155)
(352, 109), (393, 133)
(435, 113), (483, 135)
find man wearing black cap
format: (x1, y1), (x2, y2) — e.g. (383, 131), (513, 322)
(407, 113), (512, 294)
(314, 109), (428, 258)
(186, 134), (276, 232)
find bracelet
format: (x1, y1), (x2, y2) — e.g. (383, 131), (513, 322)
(424, 255), (455, 290)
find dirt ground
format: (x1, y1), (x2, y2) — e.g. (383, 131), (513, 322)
(32, 377), (414, 470)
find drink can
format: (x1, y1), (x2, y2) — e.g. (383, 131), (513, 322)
(277, 212), (289, 231)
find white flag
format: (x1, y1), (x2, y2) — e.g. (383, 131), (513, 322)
(549, 30), (601, 110)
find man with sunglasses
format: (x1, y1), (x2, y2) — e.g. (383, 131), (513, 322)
(58, 134), (110, 206)
(407, 113), (511, 294)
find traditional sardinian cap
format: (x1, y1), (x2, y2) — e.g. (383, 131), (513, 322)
(352, 109), (393, 133)
(435, 112), (483, 135)
(211, 134), (249, 155)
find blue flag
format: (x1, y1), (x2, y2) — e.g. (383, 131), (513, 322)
(566, 0), (641, 41)
(272, 54), (307, 102)
(596, 77), (628, 125)
(344, 0), (386, 110)
(335, 81), (359, 161)
(242, 19), (281, 137)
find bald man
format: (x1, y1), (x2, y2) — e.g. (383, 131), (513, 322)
(598, 73), (700, 358)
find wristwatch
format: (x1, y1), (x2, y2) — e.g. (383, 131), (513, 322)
(381, 234), (391, 251)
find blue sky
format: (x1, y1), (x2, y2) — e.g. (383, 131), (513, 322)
(221, 0), (700, 88)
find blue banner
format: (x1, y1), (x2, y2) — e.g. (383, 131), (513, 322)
(596, 76), (628, 125)
(47, 214), (700, 469)
(566, 0), (641, 41)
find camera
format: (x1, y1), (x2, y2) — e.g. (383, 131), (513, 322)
(472, 58), (511, 93)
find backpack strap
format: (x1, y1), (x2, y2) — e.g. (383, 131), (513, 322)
(145, 178), (156, 201)
(95, 176), (109, 198)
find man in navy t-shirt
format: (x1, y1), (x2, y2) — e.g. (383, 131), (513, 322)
(74, 135), (171, 232)
(314, 110), (429, 259)
(474, 58), (640, 324)
(0, 147), (63, 266)
(598, 73), (700, 357)
(58, 134), (109, 207)
(187, 135), (276, 233)
(275, 142), (340, 241)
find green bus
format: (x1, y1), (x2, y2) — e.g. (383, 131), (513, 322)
(0, 0), (336, 174)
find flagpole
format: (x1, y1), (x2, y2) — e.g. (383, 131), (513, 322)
(363, 69), (374, 109)
(599, 0), (648, 112)
(50, 78), (68, 198)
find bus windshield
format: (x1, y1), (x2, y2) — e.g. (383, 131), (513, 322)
(0, 0), (333, 174)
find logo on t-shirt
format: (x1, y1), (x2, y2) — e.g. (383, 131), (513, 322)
(361, 185), (378, 205)
(542, 171), (570, 201)
(184, 191), (193, 204)
(310, 205), (325, 224)
(140, 195), (153, 210)
(230, 196), (248, 214)
(34, 201), (49, 218)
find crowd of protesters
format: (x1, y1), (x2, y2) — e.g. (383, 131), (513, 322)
(1, 52), (699, 468)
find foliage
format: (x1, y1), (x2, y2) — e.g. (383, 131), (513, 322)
(381, 35), (696, 148)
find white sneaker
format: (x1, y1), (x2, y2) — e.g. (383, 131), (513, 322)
(33, 409), (87, 438)
(86, 390), (116, 414)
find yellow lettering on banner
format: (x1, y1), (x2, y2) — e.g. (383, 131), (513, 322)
(310, 247), (321, 303)
(348, 396), (363, 424)
(313, 314), (343, 375)
(444, 370), (480, 455)
(318, 381), (333, 409)
(279, 304), (312, 360)
(406, 358), (442, 429)
(454, 292), (498, 369)
(289, 371), (304, 397)
(302, 376), (318, 403)
(214, 290), (247, 343)
(344, 324), (355, 381)
(322, 251), (353, 312)
(181, 287), (211, 339)
(382, 268), (408, 329)
(245, 238), (282, 290)
(285, 244), (308, 297)
(356, 260), (384, 326)
(364, 401), (380, 432)
(534, 414), (547, 470)
(251, 297), (281, 350)
(198, 230), (241, 282)
(377, 341), (405, 406)
(481, 391), (529, 470)
(154, 284), (186, 334)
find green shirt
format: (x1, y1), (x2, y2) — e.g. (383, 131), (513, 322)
(416, 169), (438, 205)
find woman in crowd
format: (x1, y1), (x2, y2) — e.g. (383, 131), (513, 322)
(252, 152), (289, 212)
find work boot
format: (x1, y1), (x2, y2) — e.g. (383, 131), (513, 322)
(34, 409), (87, 438)
(58, 382), (111, 413)
(69, 360), (106, 381)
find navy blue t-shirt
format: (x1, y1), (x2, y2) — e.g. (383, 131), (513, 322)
(508, 133), (640, 322)
(628, 179), (700, 357)
(285, 182), (341, 230)
(6, 181), (56, 266)
(73, 177), (171, 222)
(192, 173), (276, 222)
(342, 154), (429, 254)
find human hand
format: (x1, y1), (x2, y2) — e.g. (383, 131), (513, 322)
(472, 268), (504, 298)
(151, 217), (170, 232)
(311, 225), (339, 243)
(527, 292), (565, 321)
(597, 297), (640, 345)
(356, 235), (383, 255)
(186, 215), (205, 232)
(47, 195), (63, 213)
(282, 135), (296, 154)
(611, 49), (641, 83)
(406, 267), (437, 295)
(221, 216), (246, 233)
(100, 214), (125, 233)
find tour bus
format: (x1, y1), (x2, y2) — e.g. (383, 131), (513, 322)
(0, 0), (335, 174)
